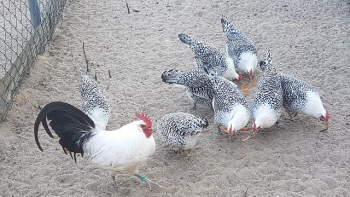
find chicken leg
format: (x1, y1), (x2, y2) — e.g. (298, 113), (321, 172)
(134, 174), (162, 190)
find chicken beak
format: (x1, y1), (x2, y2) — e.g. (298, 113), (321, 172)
(238, 75), (243, 82)
(248, 69), (253, 78)
(228, 125), (234, 139)
(253, 122), (258, 133)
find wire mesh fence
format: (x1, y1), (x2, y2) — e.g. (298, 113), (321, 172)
(0, 0), (67, 121)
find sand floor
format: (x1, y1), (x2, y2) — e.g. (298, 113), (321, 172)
(1, 0), (350, 196)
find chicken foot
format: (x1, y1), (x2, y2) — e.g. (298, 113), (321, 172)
(218, 126), (251, 135)
(242, 132), (257, 141)
(239, 127), (251, 131)
(217, 126), (235, 139)
(218, 126), (227, 134)
(111, 175), (121, 189)
(134, 174), (163, 190)
(320, 121), (329, 132)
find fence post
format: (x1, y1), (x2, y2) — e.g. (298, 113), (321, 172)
(28, 0), (41, 29)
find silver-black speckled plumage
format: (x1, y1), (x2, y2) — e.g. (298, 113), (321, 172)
(178, 34), (241, 81)
(221, 16), (258, 77)
(211, 74), (250, 134)
(259, 56), (329, 123)
(161, 69), (214, 109)
(157, 112), (208, 151)
(279, 73), (329, 122)
(78, 67), (111, 130)
(251, 52), (283, 131)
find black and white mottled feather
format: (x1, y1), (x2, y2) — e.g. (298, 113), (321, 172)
(251, 52), (283, 132)
(221, 16), (258, 77)
(211, 75), (250, 136)
(259, 57), (330, 127)
(157, 112), (208, 151)
(178, 34), (242, 81)
(161, 69), (214, 110)
(279, 73), (330, 126)
(77, 66), (111, 130)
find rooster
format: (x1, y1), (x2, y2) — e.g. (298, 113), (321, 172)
(77, 66), (111, 130)
(34, 102), (161, 189)
(221, 16), (258, 78)
(178, 34), (242, 82)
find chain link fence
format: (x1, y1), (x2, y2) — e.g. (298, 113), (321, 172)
(0, 0), (67, 121)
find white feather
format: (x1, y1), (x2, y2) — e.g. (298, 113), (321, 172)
(83, 120), (156, 174)
(304, 91), (327, 119)
(183, 133), (200, 150)
(171, 84), (186, 89)
(214, 103), (250, 132)
(253, 103), (279, 129)
(238, 52), (257, 74)
(223, 57), (240, 80)
(227, 104), (250, 132)
(86, 108), (110, 130)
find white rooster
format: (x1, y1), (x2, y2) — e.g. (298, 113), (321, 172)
(34, 102), (161, 189)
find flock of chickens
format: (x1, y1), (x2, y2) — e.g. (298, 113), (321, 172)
(33, 16), (330, 190)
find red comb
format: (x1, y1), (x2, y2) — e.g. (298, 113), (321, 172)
(136, 113), (152, 127)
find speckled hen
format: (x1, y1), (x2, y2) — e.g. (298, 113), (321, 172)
(78, 66), (111, 130)
(178, 33), (242, 81)
(157, 112), (208, 151)
(161, 69), (214, 110)
(221, 16), (258, 78)
(279, 73), (330, 130)
(258, 56), (330, 130)
(210, 74), (250, 138)
(251, 51), (283, 133)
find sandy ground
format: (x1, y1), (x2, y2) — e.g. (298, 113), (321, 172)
(1, 0), (350, 196)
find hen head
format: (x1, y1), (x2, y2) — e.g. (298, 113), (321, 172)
(319, 110), (330, 122)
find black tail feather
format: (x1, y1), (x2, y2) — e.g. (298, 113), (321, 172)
(178, 34), (196, 46)
(34, 102), (95, 151)
(42, 118), (54, 139)
(34, 102), (96, 161)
